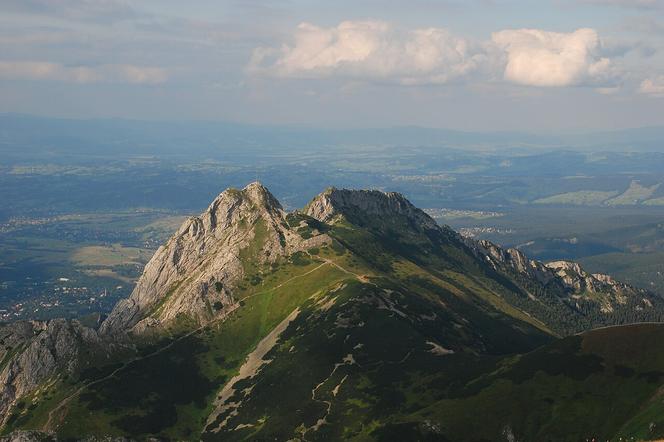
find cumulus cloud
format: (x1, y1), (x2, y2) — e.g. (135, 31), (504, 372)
(0, 61), (167, 84)
(249, 20), (489, 85)
(491, 28), (614, 87)
(250, 21), (620, 90)
(639, 75), (664, 95)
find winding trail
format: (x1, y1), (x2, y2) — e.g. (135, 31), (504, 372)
(323, 258), (371, 283)
(42, 302), (240, 431)
(42, 259), (340, 432)
(238, 261), (329, 302)
(302, 355), (355, 438)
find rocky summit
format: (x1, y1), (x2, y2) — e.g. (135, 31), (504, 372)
(305, 187), (439, 231)
(3, 183), (664, 441)
(101, 182), (329, 335)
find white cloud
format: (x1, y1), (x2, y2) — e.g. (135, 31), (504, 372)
(0, 61), (167, 84)
(639, 75), (664, 95)
(491, 28), (614, 87)
(249, 20), (488, 85)
(250, 21), (621, 90)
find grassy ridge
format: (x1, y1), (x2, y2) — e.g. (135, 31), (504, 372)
(213, 318), (664, 441)
(11, 247), (351, 438)
(7, 207), (664, 440)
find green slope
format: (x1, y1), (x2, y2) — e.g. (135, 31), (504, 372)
(5, 213), (554, 439)
(4, 188), (664, 441)
(205, 314), (664, 441)
(404, 324), (664, 442)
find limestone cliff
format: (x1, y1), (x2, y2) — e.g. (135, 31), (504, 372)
(101, 182), (327, 335)
(0, 320), (108, 426)
(469, 238), (652, 314)
(305, 187), (439, 231)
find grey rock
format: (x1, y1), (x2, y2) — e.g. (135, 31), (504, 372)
(0, 320), (105, 426)
(305, 187), (439, 231)
(468, 238), (647, 312)
(101, 182), (329, 335)
(471, 239), (557, 285)
(0, 430), (56, 442)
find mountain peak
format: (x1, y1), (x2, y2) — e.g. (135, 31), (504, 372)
(208, 181), (281, 216)
(101, 182), (320, 335)
(179, 182), (282, 239)
(241, 181), (281, 209)
(305, 187), (439, 230)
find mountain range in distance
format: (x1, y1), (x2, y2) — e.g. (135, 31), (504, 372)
(3, 182), (664, 441)
(3, 114), (664, 156)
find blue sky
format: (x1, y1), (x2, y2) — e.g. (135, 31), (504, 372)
(1, 0), (663, 131)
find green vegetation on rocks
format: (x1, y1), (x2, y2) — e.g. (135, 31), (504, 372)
(3, 184), (664, 441)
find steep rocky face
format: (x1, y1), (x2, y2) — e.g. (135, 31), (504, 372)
(305, 187), (439, 231)
(470, 239), (556, 285)
(101, 182), (328, 335)
(546, 260), (633, 295)
(0, 320), (103, 425)
(468, 238), (654, 316)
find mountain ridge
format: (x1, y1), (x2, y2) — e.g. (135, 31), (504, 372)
(100, 182), (658, 338)
(100, 182), (329, 336)
(2, 183), (664, 440)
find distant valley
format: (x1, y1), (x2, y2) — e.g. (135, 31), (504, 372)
(2, 116), (664, 324)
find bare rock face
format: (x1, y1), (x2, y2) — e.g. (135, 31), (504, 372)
(0, 182), (339, 425)
(100, 182), (325, 335)
(545, 260), (634, 300)
(469, 238), (645, 311)
(103, 184), (447, 336)
(471, 239), (556, 285)
(0, 320), (102, 425)
(305, 187), (439, 231)
(0, 430), (56, 442)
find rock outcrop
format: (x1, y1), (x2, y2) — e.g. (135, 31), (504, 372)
(545, 260), (633, 296)
(0, 430), (56, 442)
(305, 187), (439, 231)
(0, 320), (104, 425)
(468, 238), (648, 312)
(100, 182), (328, 335)
(470, 239), (557, 285)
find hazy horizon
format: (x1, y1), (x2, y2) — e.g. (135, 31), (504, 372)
(3, 111), (664, 135)
(1, 0), (663, 131)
